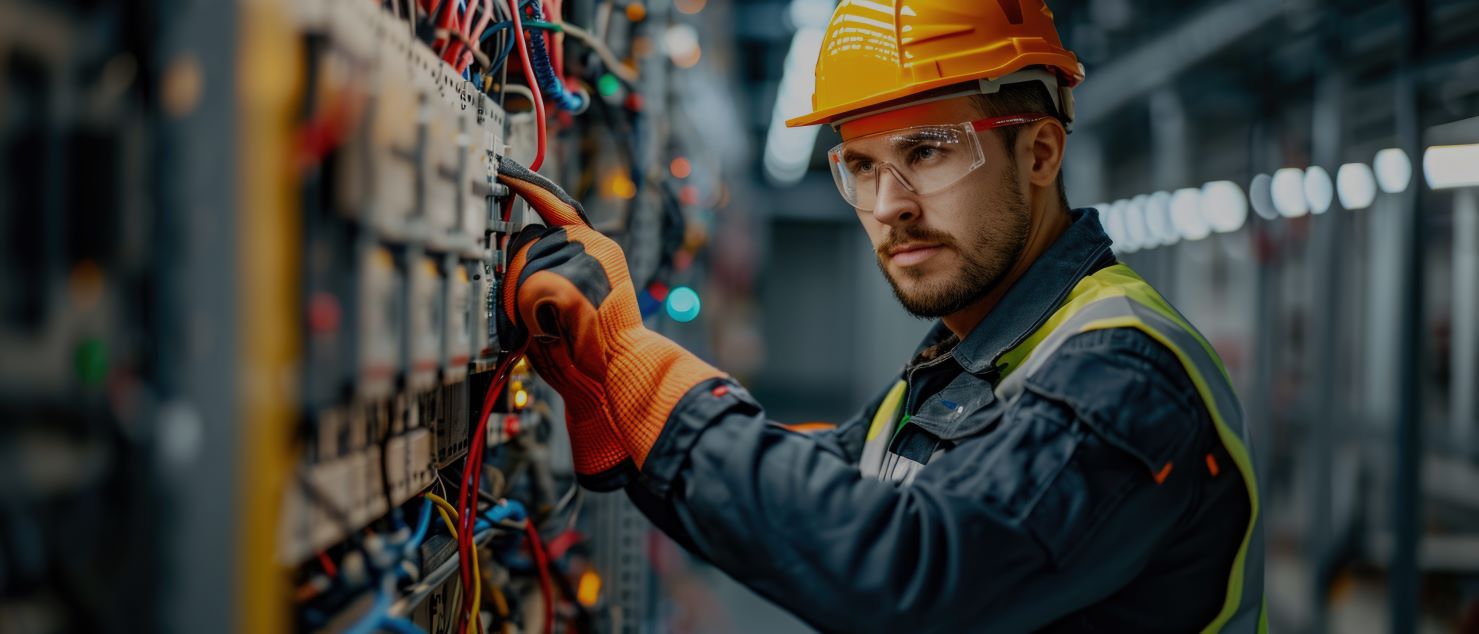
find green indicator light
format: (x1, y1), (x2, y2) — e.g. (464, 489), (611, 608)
(75, 338), (108, 386)
(597, 73), (621, 97)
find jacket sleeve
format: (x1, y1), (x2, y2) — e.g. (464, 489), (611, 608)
(627, 328), (1218, 633)
(782, 374), (902, 465)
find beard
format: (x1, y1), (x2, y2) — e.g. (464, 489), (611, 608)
(875, 171), (1032, 319)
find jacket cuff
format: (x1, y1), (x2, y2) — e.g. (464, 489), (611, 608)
(639, 377), (760, 497)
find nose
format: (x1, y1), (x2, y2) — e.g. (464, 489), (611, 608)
(870, 166), (920, 227)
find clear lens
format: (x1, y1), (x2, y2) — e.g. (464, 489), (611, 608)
(828, 123), (986, 210)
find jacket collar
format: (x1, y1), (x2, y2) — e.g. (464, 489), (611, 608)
(910, 208), (1115, 377)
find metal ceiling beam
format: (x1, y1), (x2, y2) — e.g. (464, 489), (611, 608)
(1073, 0), (1287, 129)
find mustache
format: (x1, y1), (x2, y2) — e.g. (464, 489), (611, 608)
(876, 227), (956, 258)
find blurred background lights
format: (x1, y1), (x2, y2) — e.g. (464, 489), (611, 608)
(1116, 199), (1144, 251)
(596, 73), (621, 97)
(1169, 188), (1209, 241)
(1374, 147), (1412, 193)
(1200, 181), (1247, 234)
(1141, 191), (1171, 243)
(1132, 195), (1168, 247)
(1135, 192), (1163, 245)
(625, 2), (647, 22)
(1249, 173), (1278, 220)
(1096, 203), (1122, 246)
(1303, 165), (1334, 214)
(1423, 144), (1479, 189)
(665, 286), (701, 322)
(664, 24), (702, 69)
(1336, 162), (1377, 210)
(760, 0), (833, 186)
(1272, 168), (1309, 218)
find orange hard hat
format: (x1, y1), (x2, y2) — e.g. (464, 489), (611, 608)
(785, 0), (1085, 129)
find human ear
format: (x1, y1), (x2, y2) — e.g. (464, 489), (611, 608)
(1023, 118), (1066, 190)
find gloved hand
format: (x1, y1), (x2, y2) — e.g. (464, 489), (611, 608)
(497, 157), (724, 491)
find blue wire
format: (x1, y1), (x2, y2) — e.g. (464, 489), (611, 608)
(485, 499), (528, 523)
(378, 617), (426, 634)
(519, 2), (588, 113)
(339, 499), (526, 634)
(480, 20), (512, 43)
(343, 579), (394, 634)
(481, 22), (517, 79)
(402, 497), (434, 557)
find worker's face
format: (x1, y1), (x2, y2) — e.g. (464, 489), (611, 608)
(839, 97), (1031, 318)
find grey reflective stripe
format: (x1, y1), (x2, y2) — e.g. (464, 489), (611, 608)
(860, 423), (892, 480)
(880, 451), (927, 485)
(860, 382), (906, 481)
(998, 293), (1264, 633)
(993, 295), (1145, 403)
(1127, 302), (1264, 633)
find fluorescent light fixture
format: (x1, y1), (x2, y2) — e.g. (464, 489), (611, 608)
(1201, 180), (1247, 233)
(1303, 166), (1334, 215)
(1272, 168), (1309, 218)
(1374, 148), (1412, 194)
(761, 0), (833, 186)
(1336, 162), (1377, 210)
(1249, 173), (1277, 220)
(1423, 144), (1479, 190)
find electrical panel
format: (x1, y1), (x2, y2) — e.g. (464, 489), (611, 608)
(0, 0), (717, 632)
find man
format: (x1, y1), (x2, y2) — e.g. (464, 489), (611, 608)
(496, 1), (1264, 631)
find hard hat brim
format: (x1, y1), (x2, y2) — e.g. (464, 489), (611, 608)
(785, 58), (1084, 129)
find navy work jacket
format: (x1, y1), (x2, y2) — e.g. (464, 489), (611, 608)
(626, 209), (1252, 633)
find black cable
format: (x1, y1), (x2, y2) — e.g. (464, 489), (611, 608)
(377, 403), (396, 520)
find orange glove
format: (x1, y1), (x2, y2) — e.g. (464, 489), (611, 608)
(497, 158), (724, 491)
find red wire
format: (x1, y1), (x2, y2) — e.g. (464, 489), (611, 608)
(453, 5), (549, 624)
(456, 0), (494, 73)
(455, 345), (528, 633)
(432, 0), (458, 56)
(544, 0), (562, 78)
(525, 521), (556, 634)
(507, 0), (547, 171)
(316, 550), (338, 578)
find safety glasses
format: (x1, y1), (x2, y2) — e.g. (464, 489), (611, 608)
(827, 114), (1050, 210)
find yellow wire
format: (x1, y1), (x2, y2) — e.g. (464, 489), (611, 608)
(489, 584), (513, 634)
(425, 492), (459, 520)
(423, 492), (483, 633)
(435, 506), (459, 539)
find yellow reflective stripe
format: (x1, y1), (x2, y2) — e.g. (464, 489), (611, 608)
(866, 380), (908, 442)
(1096, 264), (1233, 380)
(996, 276), (1131, 377)
(1002, 264), (1231, 382)
(1077, 315), (1259, 634)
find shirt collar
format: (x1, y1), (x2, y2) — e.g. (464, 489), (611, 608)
(911, 208), (1115, 376)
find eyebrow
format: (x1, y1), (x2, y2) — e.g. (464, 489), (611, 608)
(840, 147), (876, 164)
(840, 131), (941, 164)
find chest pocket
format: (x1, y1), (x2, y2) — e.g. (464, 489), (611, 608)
(904, 372), (1008, 447)
(883, 371), (1008, 481)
